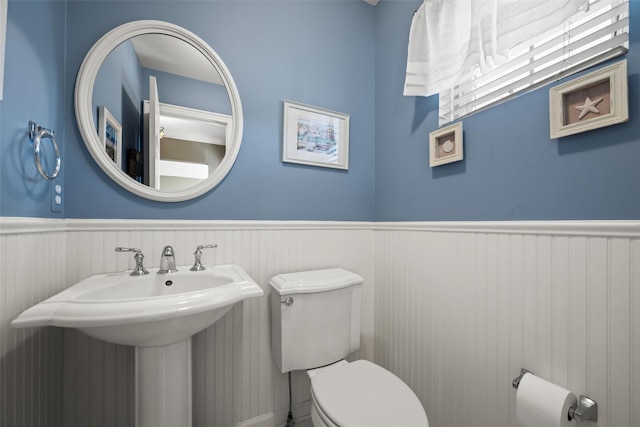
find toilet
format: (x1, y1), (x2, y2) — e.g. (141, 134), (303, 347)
(270, 268), (429, 427)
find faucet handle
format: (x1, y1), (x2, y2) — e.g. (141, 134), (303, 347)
(196, 244), (217, 251)
(115, 246), (142, 253)
(190, 244), (217, 271)
(115, 247), (149, 276)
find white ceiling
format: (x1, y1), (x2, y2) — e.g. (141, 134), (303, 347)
(130, 34), (224, 85)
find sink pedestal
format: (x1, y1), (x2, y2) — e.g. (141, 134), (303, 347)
(10, 263), (265, 427)
(136, 338), (192, 427)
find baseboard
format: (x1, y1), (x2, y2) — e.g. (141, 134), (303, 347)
(235, 401), (311, 427)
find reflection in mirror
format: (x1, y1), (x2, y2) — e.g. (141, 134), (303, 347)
(92, 34), (232, 191)
(76, 21), (243, 202)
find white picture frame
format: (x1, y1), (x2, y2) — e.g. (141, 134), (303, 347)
(98, 105), (123, 167)
(549, 59), (628, 139)
(429, 122), (463, 167)
(282, 100), (350, 170)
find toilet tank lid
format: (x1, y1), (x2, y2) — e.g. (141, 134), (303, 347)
(269, 268), (363, 296)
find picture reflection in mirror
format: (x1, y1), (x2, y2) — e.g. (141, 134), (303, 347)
(92, 33), (232, 191)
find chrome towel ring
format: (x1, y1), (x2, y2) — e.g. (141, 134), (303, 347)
(28, 121), (61, 180)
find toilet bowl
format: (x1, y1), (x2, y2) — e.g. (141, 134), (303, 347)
(308, 360), (429, 427)
(269, 268), (429, 427)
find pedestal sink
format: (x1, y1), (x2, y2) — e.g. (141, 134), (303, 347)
(11, 264), (264, 427)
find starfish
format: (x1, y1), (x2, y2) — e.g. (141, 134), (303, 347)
(575, 96), (604, 120)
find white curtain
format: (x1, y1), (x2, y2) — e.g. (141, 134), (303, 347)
(404, 0), (590, 97)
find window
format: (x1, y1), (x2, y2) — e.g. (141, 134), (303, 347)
(405, 0), (629, 127)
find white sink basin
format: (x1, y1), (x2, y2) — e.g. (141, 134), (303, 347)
(11, 264), (264, 346)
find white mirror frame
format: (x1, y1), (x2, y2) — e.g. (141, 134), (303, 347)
(75, 20), (243, 202)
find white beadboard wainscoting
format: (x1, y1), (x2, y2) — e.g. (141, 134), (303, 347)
(0, 218), (68, 427)
(374, 222), (640, 427)
(0, 218), (374, 427)
(2, 218), (639, 427)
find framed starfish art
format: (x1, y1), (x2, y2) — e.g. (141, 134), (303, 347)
(549, 59), (628, 138)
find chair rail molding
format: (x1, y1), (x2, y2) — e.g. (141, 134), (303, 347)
(2, 217), (640, 236)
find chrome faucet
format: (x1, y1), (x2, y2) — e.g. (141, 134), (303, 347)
(115, 247), (149, 276)
(190, 244), (217, 271)
(158, 245), (178, 274)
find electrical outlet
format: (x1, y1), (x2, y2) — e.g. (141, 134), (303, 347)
(50, 181), (62, 213)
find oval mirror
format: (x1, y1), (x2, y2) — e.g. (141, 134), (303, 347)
(75, 20), (243, 202)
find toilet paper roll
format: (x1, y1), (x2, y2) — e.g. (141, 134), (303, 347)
(516, 373), (577, 427)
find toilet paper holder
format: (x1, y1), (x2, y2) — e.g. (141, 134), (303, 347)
(512, 369), (598, 423)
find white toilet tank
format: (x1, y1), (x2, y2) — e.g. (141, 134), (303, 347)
(269, 268), (363, 373)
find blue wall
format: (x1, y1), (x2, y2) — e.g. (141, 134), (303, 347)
(0, 0), (66, 218)
(93, 39), (142, 132)
(1, 0), (638, 221)
(93, 38), (143, 173)
(63, 0), (376, 220)
(374, 0), (640, 221)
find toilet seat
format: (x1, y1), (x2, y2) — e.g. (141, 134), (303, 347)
(309, 360), (429, 427)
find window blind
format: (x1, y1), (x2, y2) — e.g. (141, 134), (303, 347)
(438, 0), (628, 126)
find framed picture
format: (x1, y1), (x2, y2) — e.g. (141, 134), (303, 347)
(549, 59), (628, 139)
(282, 100), (350, 170)
(98, 105), (122, 167)
(429, 122), (463, 167)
